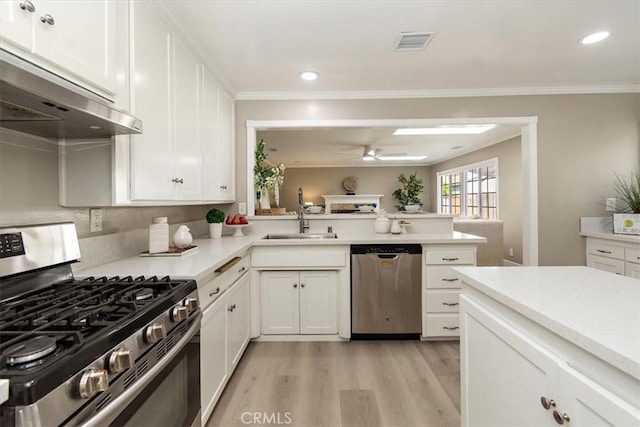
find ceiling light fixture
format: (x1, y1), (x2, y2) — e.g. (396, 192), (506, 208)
(393, 125), (496, 135)
(377, 155), (428, 161)
(580, 31), (610, 45)
(362, 145), (376, 160)
(299, 71), (319, 81)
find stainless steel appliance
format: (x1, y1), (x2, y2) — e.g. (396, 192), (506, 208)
(0, 222), (201, 427)
(0, 49), (142, 139)
(351, 244), (422, 337)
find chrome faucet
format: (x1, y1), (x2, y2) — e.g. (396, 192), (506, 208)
(297, 187), (310, 233)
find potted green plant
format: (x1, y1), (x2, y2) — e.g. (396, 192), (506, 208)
(612, 170), (640, 235)
(206, 208), (225, 238)
(392, 172), (424, 211)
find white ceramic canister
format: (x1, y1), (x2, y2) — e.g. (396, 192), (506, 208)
(374, 217), (391, 234)
(173, 225), (193, 248)
(149, 217), (169, 254)
(390, 219), (402, 234)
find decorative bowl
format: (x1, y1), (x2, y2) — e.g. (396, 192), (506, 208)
(308, 206), (323, 214)
(405, 204), (420, 213)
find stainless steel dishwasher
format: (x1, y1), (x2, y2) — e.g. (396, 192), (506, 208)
(351, 244), (422, 338)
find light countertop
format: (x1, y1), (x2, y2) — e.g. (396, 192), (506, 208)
(454, 266), (640, 381)
(76, 231), (485, 281)
(580, 230), (640, 244)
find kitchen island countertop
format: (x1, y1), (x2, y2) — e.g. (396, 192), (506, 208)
(454, 266), (640, 381)
(75, 231), (484, 281)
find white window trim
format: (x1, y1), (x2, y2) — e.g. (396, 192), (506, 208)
(437, 157), (499, 218)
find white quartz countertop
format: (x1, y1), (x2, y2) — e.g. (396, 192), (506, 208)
(454, 266), (640, 380)
(580, 230), (640, 244)
(75, 231), (484, 281)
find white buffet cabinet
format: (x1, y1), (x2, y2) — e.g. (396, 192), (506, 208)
(456, 266), (640, 427)
(584, 235), (640, 278)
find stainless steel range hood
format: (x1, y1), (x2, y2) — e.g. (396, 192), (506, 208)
(0, 50), (142, 139)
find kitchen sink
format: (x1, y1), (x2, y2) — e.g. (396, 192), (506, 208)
(263, 233), (338, 239)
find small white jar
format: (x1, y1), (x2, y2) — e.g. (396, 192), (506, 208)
(374, 217), (391, 234)
(173, 225), (193, 248)
(148, 217), (169, 254)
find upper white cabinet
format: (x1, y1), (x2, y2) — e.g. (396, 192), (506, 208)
(202, 66), (235, 202)
(0, 0), (117, 95)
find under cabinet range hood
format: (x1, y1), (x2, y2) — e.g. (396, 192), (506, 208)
(0, 50), (142, 139)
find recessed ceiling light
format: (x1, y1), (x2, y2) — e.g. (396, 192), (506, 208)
(300, 71), (318, 81)
(377, 155), (428, 161)
(393, 125), (496, 135)
(580, 31), (610, 45)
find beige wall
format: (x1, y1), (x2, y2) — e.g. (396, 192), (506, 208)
(0, 130), (229, 240)
(429, 136), (522, 264)
(236, 94), (640, 266)
(278, 166), (430, 213)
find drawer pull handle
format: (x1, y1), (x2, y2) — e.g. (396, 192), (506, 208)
(596, 249), (612, 254)
(443, 326), (459, 330)
(209, 287), (220, 297)
(442, 278), (459, 282)
(443, 302), (459, 306)
(442, 257), (459, 261)
(215, 256), (241, 273)
(238, 266), (246, 273)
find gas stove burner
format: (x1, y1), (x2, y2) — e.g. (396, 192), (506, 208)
(5, 336), (57, 365)
(134, 287), (154, 301)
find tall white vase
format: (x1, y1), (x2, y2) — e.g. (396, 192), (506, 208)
(259, 188), (271, 210)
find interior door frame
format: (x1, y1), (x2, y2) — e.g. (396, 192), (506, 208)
(246, 117), (539, 266)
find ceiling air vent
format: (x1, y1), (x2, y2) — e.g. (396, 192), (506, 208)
(394, 32), (435, 51)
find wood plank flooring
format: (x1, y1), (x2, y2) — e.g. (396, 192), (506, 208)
(206, 340), (460, 427)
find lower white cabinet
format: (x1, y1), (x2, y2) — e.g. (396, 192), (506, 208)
(200, 268), (250, 424)
(261, 271), (337, 335)
(460, 293), (640, 426)
(585, 236), (640, 278)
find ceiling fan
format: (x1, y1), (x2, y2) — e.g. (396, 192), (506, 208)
(335, 144), (426, 162)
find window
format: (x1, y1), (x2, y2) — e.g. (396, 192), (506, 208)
(437, 159), (498, 219)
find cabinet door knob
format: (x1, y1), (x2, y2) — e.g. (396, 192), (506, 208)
(540, 397), (556, 410)
(40, 14), (54, 25)
(293, 283), (298, 288)
(220, 185), (227, 190)
(19, 1), (35, 12)
(301, 283), (305, 288)
(552, 410), (570, 424)
(172, 178), (184, 184)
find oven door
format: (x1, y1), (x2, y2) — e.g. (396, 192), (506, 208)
(80, 315), (201, 427)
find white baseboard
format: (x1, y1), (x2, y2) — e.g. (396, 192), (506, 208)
(503, 259), (522, 266)
(252, 334), (349, 342)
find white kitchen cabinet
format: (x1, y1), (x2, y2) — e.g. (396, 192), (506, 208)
(422, 245), (476, 339)
(130, 1), (202, 201)
(261, 271), (337, 335)
(199, 254), (251, 425)
(0, 0), (117, 95)
(585, 236), (640, 278)
(227, 273), (250, 371)
(460, 292), (640, 426)
(201, 66), (235, 202)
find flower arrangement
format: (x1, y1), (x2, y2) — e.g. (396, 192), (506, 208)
(266, 163), (286, 208)
(392, 172), (424, 211)
(254, 139), (273, 192)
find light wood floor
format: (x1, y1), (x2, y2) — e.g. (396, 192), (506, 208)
(206, 340), (460, 427)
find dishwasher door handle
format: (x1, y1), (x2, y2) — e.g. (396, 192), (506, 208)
(375, 254), (400, 260)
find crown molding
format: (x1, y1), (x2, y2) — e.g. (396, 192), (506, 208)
(235, 84), (640, 101)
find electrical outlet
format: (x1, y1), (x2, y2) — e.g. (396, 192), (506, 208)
(606, 197), (617, 212)
(90, 209), (103, 232)
(238, 202), (247, 215)
(508, 248), (514, 257)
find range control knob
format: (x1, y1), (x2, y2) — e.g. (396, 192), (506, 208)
(108, 348), (134, 373)
(183, 297), (198, 312)
(78, 368), (108, 399)
(144, 323), (166, 344)
(171, 305), (188, 322)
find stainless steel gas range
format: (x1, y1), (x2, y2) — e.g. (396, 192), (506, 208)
(0, 222), (201, 427)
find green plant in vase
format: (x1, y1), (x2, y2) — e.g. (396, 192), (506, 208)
(392, 172), (424, 211)
(254, 139), (274, 209)
(266, 163), (286, 209)
(611, 170), (640, 235)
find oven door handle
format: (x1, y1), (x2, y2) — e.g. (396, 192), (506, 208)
(79, 314), (201, 427)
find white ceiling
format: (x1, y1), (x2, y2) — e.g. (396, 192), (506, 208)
(256, 124), (521, 167)
(160, 0), (639, 98)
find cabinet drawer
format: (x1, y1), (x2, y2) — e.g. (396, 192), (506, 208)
(425, 266), (463, 289)
(425, 249), (475, 265)
(625, 247), (640, 264)
(425, 290), (460, 313)
(227, 255), (250, 285)
(199, 274), (229, 311)
(425, 314), (460, 337)
(587, 240), (624, 259)
(587, 254), (625, 275)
